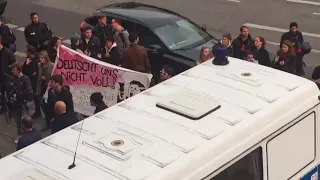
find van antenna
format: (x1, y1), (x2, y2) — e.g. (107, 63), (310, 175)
(68, 115), (86, 169)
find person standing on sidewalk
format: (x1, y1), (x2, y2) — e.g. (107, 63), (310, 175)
(232, 26), (254, 59)
(280, 22), (304, 76)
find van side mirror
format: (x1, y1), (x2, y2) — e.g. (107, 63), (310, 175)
(201, 25), (207, 32)
(147, 44), (162, 54)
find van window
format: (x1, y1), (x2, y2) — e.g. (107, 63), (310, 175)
(267, 112), (315, 180)
(136, 24), (162, 48)
(210, 147), (263, 180)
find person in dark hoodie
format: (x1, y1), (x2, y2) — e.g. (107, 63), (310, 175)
(90, 92), (108, 114)
(24, 12), (52, 52)
(44, 74), (74, 132)
(253, 36), (270, 67)
(51, 101), (78, 134)
(102, 36), (121, 66)
(272, 40), (296, 74)
(280, 22), (305, 76)
(212, 33), (233, 57)
(93, 16), (113, 49)
(232, 26), (254, 59)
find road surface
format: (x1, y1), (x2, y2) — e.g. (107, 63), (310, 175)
(1, 0), (320, 157)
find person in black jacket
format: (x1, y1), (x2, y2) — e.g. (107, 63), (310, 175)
(102, 36), (121, 65)
(79, 26), (101, 59)
(0, 17), (16, 53)
(232, 26), (254, 59)
(51, 101), (78, 134)
(90, 92), (108, 114)
(16, 116), (42, 150)
(24, 12), (52, 52)
(212, 33), (233, 57)
(22, 45), (38, 92)
(44, 75), (74, 132)
(93, 16), (113, 49)
(0, 36), (16, 114)
(10, 63), (34, 142)
(280, 22), (304, 76)
(272, 40), (296, 74)
(253, 36), (270, 67)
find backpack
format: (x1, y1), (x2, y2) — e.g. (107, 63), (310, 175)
(114, 29), (128, 49)
(301, 42), (311, 54)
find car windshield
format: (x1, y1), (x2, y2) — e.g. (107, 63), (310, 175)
(153, 19), (211, 51)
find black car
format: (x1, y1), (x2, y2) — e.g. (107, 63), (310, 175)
(81, 2), (217, 81)
(0, 0), (7, 15)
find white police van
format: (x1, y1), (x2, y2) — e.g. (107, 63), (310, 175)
(0, 57), (319, 180)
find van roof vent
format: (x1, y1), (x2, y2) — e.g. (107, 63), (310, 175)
(156, 90), (221, 120)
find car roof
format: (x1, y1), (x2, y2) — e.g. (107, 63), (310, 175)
(0, 57), (318, 180)
(96, 2), (184, 28)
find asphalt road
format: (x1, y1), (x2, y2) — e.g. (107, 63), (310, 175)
(1, 0), (320, 156)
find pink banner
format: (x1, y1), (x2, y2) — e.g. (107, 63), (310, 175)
(53, 47), (122, 89)
(49, 46), (151, 116)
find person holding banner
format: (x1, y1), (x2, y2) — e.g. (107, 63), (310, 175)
(79, 26), (102, 60)
(102, 36), (121, 66)
(43, 75), (74, 132)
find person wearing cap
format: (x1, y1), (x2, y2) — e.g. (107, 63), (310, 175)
(280, 22), (305, 76)
(90, 92), (108, 114)
(212, 33), (233, 57)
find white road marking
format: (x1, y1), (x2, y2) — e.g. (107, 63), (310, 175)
(287, 0), (320, 5)
(62, 39), (71, 45)
(244, 23), (320, 38)
(14, 51), (27, 57)
(266, 41), (320, 53)
(226, 0), (240, 2)
(16, 27), (25, 32)
(5, 24), (18, 29)
(312, 12), (320, 15)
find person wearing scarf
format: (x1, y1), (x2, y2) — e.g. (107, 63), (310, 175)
(272, 40), (296, 74)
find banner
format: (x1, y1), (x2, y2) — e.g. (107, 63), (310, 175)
(50, 45), (151, 116)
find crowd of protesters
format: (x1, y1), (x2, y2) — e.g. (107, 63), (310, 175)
(0, 10), (316, 154)
(201, 22), (310, 77)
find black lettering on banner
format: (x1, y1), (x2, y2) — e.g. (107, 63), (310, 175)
(61, 72), (86, 82)
(56, 58), (97, 72)
(90, 75), (117, 89)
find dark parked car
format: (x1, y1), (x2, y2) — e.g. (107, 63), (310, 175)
(80, 2), (217, 81)
(0, 0), (7, 15)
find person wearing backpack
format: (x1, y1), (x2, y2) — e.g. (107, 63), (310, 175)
(111, 18), (130, 58)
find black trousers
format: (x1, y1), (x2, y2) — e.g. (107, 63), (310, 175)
(295, 53), (305, 76)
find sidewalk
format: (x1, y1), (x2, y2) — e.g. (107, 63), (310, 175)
(0, 115), (50, 157)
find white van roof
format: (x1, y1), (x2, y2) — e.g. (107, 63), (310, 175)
(1, 58), (319, 180)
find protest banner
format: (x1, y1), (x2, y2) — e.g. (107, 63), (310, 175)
(48, 45), (151, 116)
